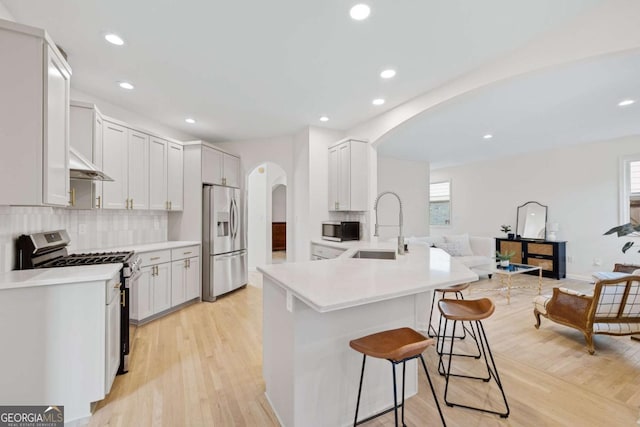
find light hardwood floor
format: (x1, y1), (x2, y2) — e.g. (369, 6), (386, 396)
(89, 276), (640, 426)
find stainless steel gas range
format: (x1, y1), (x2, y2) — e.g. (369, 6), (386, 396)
(16, 230), (141, 375)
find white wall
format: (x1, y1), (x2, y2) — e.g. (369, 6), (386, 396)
(292, 129), (311, 261)
(272, 185), (286, 222)
(0, 1), (14, 21)
(248, 166), (267, 271)
(376, 156), (430, 240)
(430, 135), (640, 279)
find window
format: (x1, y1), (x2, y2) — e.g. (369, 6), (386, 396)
(620, 155), (640, 227)
(430, 181), (451, 226)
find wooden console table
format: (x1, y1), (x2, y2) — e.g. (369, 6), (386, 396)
(496, 238), (566, 279)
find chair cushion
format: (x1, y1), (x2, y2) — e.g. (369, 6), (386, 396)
(534, 294), (551, 315)
(593, 322), (640, 334)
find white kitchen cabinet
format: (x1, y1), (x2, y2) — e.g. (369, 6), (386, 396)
(171, 245), (200, 305)
(105, 277), (121, 394)
(69, 101), (104, 209)
(134, 267), (153, 320)
(145, 137), (184, 211)
(310, 243), (346, 260)
(127, 130), (149, 210)
(0, 20), (71, 206)
(167, 142), (184, 210)
(152, 263), (171, 313)
(102, 121), (128, 209)
(202, 145), (241, 188)
(149, 137), (168, 210)
(328, 139), (368, 211)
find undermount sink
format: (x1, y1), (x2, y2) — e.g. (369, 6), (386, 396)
(351, 250), (397, 260)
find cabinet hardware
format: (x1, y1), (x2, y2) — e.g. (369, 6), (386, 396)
(183, 251), (192, 255)
(120, 290), (126, 308)
(150, 256), (160, 261)
(222, 177), (226, 185)
(169, 201), (172, 210)
(125, 198), (130, 209)
(187, 259), (191, 268)
(131, 198), (134, 209)
(69, 188), (76, 206)
(96, 195), (101, 209)
(184, 259), (188, 268)
(166, 201), (169, 210)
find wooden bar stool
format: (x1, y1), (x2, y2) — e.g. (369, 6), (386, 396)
(349, 327), (446, 427)
(437, 298), (509, 418)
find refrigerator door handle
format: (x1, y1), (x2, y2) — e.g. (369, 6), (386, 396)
(229, 198), (235, 240)
(232, 198), (239, 239)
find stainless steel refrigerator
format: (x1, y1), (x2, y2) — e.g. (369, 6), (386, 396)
(202, 184), (248, 301)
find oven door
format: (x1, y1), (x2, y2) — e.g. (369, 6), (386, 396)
(322, 222), (342, 241)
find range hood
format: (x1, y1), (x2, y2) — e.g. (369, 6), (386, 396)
(69, 146), (113, 181)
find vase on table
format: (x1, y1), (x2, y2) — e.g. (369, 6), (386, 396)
(500, 259), (510, 267)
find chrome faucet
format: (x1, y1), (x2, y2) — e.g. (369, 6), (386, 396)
(373, 191), (404, 255)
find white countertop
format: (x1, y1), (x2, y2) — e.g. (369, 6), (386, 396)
(78, 240), (201, 254)
(258, 241), (478, 313)
(0, 264), (122, 291)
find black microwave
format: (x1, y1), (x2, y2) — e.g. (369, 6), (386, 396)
(322, 221), (360, 242)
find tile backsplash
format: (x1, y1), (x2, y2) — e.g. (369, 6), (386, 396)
(0, 206), (168, 273)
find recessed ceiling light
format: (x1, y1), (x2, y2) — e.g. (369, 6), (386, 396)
(319, 116), (329, 122)
(104, 33), (124, 46)
(618, 99), (635, 107)
(380, 69), (396, 79)
(185, 118), (196, 124)
(350, 4), (370, 20)
(483, 134), (493, 139)
(118, 82), (134, 90)
(372, 98), (385, 106)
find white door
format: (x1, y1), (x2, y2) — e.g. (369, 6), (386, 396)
(223, 153), (241, 188)
(328, 145), (339, 211)
(153, 263), (171, 314)
(337, 142), (351, 211)
(149, 137), (168, 210)
(167, 142), (183, 210)
(202, 146), (223, 185)
(171, 259), (186, 306)
(43, 46), (70, 206)
(102, 121), (128, 209)
(127, 130), (149, 210)
(186, 256), (200, 300)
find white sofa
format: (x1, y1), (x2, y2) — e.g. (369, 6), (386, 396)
(406, 234), (495, 276)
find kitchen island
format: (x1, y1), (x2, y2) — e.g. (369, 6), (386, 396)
(258, 243), (477, 427)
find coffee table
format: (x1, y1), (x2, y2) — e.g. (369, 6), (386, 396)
(474, 263), (542, 304)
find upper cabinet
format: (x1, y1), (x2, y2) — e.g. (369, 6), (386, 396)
(102, 121), (129, 209)
(0, 20), (71, 206)
(127, 130), (150, 210)
(69, 102), (104, 209)
(149, 138), (183, 211)
(202, 145), (241, 188)
(328, 139), (368, 211)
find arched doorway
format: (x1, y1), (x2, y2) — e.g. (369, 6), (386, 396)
(247, 162), (288, 274)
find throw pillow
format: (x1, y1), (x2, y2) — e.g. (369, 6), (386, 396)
(443, 234), (474, 256)
(434, 241), (465, 257)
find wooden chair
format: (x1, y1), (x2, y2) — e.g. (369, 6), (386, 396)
(533, 274), (640, 354)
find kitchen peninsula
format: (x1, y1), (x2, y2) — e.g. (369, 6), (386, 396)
(258, 243), (478, 427)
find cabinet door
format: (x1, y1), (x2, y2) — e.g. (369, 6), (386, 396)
(43, 46), (70, 206)
(185, 256), (200, 300)
(128, 130), (149, 210)
(102, 122), (128, 209)
(153, 263), (171, 314)
(149, 137), (168, 210)
(202, 146), (223, 185)
(498, 240), (523, 264)
(328, 145), (339, 211)
(167, 142), (184, 210)
(348, 140), (369, 211)
(223, 154), (241, 188)
(136, 266), (154, 320)
(171, 259), (186, 306)
(337, 142), (351, 211)
(105, 291), (121, 393)
(94, 113), (104, 208)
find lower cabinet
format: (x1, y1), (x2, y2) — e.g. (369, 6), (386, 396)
(310, 243), (346, 260)
(105, 276), (121, 394)
(496, 238), (566, 279)
(132, 245), (201, 323)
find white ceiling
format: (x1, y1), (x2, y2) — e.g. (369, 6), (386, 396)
(377, 50), (640, 169)
(2, 0), (604, 147)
